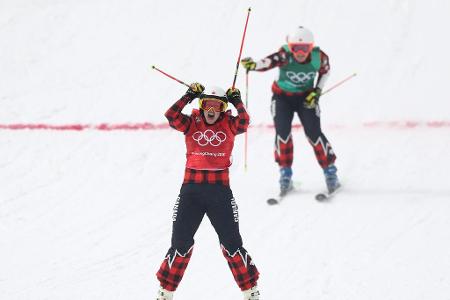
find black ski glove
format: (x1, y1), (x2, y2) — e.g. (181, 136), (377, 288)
(226, 88), (242, 106)
(240, 57), (256, 71)
(304, 87), (322, 109)
(185, 82), (205, 102)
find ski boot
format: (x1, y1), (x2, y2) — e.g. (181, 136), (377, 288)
(243, 285), (260, 300)
(279, 167), (293, 196)
(324, 164), (341, 193)
(156, 287), (173, 300)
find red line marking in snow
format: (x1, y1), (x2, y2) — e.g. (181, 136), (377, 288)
(94, 123), (169, 131)
(0, 121), (449, 131)
(0, 123), (170, 131)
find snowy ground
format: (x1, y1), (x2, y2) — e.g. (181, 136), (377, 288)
(2, 126), (449, 299)
(1, 0), (450, 299)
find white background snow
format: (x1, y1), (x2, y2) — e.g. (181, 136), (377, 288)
(1, 0), (450, 299)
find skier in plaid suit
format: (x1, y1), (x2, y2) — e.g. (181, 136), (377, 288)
(155, 83), (260, 300)
(241, 26), (341, 196)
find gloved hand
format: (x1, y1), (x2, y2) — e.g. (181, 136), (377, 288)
(226, 87), (242, 106)
(304, 87), (322, 109)
(185, 82), (205, 101)
(240, 57), (256, 71)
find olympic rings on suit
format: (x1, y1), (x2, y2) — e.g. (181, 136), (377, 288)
(286, 71), (316, 84)
(192, 130), (227, 146)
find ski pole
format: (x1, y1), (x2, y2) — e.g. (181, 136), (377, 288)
(244, 70), (249, 171)
(151, 65), (190, 88)
(231, 7), (252, 89)
(322, 73), (357, 96)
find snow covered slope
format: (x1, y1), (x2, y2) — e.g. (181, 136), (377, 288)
(1, 0), (450, 299)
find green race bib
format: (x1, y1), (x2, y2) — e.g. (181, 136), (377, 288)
(277, 46), (321, 93)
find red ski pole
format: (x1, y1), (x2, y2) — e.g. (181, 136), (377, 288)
(151, 65), (190, 88)
(322, 73), (357, 96)
(231, 7), (252, 89)
(244, 70), (249, 171)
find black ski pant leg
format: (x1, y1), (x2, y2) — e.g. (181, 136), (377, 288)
(156, 184), (206, 291)
(205, 185), (242, 251)
(271, 93), (295, 167)
(170, 184), (206, 252)
(297, 104), (337, 168)
(205, 184), (259, 291)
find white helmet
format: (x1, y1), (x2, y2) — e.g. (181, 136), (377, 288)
(200, 86), (227, 102)
(287, 26), (314, 45)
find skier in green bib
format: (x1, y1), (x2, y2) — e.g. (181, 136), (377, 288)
(241, 26), (340, 196)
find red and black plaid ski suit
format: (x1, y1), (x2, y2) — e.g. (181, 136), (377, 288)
(156, 94), (259, 292)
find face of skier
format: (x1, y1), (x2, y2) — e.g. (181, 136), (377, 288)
(199, 98), (227, 124)
(289, 42), (314, 63)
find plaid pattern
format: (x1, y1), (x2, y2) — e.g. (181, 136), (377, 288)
(221, 246), (259, 291)
(183, 168), (230, 186)
(309, 136), (336, 168)
(167, 97), (231, 185)
(156, 247), (194, 292)
(166, 97), (250, 186)
(229, 102), (250, 135)
(164, 95), (193, 133)
(274, 134), (294, 167)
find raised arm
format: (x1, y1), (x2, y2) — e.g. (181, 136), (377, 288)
(240, 48), (289, 72)
(164, 95), (192, 133)
(164, 83), (205, 133)
(226, 88), (250, 135)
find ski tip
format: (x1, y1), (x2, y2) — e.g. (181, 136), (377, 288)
(315, 184), (341, 202)
(315, 193), (328, 202)
(267, 198), (279, 205)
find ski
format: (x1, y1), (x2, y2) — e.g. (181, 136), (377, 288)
(315, 185), (342, 202)
(267, 196), (282, 205)
(266, 195), (285, 205)
(266, 181), (303, 205)
(266, 187), (295, 205)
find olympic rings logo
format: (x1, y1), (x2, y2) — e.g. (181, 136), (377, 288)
(192, 130), (227, 147)
(286, 71), (316, 84)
